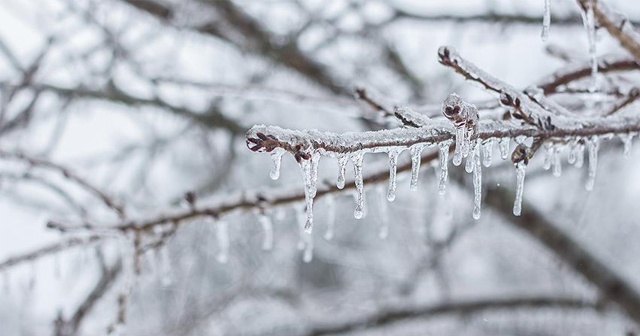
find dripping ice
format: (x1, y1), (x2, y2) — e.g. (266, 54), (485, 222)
(513, 162), (527, 216)
(472, 139), (482, 220)
(336, 154), (348, 189)
(216, 219), (229, 264)
(257, 212), (274, 251)
(299, 152), (320, 233)
(586, 136), (600, 191)
(269, 148), (285, 180)
(410, 144), (426, 191)
(438, 140), (452, 195)
(387, 149), (401, 201)
(352, 152), (365, 219)
(541, 0), (551, 42)
(581, 2), (598, 90)
(499, 138), (510, 160)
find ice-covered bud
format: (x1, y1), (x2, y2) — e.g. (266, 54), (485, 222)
(443, 93), (478, 165)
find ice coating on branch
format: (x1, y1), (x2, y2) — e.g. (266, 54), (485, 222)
(324, 195), (335, 241)
(352, 152), (365, 219)
(472, 139), (482, 220)
(513, 162), (527, 216)
(216, 220), (229, 264)
(586, 136), (600, 191)
(542, 0), (551, 42)
(438, 140), (451, 195)
(443, 93), (478, 166)
(387, 149), (401, 201)
(482, 138), (493, 167)
(269, 148), (285, 180)
(410, 144), (426, 191)
(336, 154), (348, 189)
(552, 146), (562, 177)
(299, 153), (319, 233)
(257, 212), (274, 251)
(581, 2), (598, 90)
(499, 138), (510, 160)
(621, 133), (635, 158)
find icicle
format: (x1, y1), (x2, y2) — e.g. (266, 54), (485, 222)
(472, 140), (482, 220)
(159, 245), (173, 286)
(324, 195), (335, 241)
(543, 143), (553, 170)
(336, 154), (348, 189)
(438, 140), (451, 195)
(586, 136), (600, 191)
(303, 233), (313, 263)
(568, 140), (578, 164)
(377, 186), (389, 239)
(499, 138), (510, 160)
(575, 143), (585, 168)
(387, 149), (401, 201)
(296, 206), (306, 250)
(513, 162), (527, 216)
(257, 212), (273, 251)
(621, 133), (634, 158)
(410, 144), (426, 191)
(552, 146), (562, 177)
(216, 220), (229, 264)
(299, 153), (319, 232)
(482, 138), (493, 167)
(352, 152), (365, 219)
(453, 126), (465, 166)
(465, 141), (476, 174)
(581, 2), (598, 91)
(269, 148), (285, 180)
(541, 0), (551, 42)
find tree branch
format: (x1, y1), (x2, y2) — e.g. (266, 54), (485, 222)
(306, 295), (602, 336)
(485, 185), (640, 325)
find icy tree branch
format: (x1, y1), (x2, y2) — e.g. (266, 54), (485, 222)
(0, 235), (104, 273)
(0, 150), (127, 219)
(306, 295), (603, 336)
(486, 184), (640, 325)
(576, 0), (640, 62)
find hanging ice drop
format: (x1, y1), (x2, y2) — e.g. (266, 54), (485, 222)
(387, 149), (401, 201)
(336, 154), (348, 189)
(438, 140), (451, 195)
(586, 136), (600, 191)
(352, 152), (365, 219)
(472, 139), (482, 220)
(216, 220), (229, 264)
(482, 138), (493, 167)
(499, 138), (510, 160)
(513, 162), (527, 216)
(410, 144), (426, 191)
(541, 0), (551, 42)
(269, 148), (284, 180)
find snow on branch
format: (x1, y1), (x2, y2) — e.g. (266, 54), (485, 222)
(576, 0), (640, 63)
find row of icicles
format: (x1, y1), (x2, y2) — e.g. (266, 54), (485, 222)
(206, 131), (636, 264)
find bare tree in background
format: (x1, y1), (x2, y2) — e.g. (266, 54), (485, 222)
(1, 0), (640, 335)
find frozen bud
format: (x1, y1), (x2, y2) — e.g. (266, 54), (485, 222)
(442, 93), (478, 129)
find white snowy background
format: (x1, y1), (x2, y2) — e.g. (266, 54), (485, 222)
(1, 0), (640, 335)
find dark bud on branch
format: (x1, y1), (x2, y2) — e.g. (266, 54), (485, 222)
(246, 132), (279, 153)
